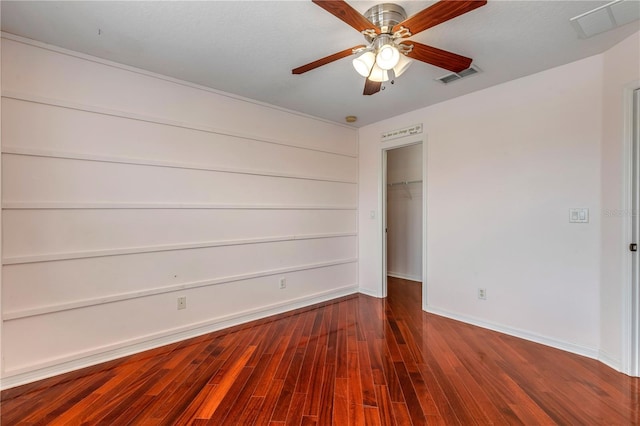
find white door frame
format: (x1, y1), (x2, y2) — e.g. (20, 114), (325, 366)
(380, 138), (428, 310)
(624, 86), (640, 377)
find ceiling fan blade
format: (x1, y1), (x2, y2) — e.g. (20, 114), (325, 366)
(363, 78), (382, 96)
(401, 41), (472, 73)
(313, 0), (379, 34)
(392, 0), (487, 36)
(292, 45), (366, 74)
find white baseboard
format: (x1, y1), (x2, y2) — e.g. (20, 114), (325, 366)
(387, 272), (422, 282)
(0, 285), (358, 390)
(598, 350), (622, 373)
(426, 306), (600, 361)
(358, 287), (380, 298)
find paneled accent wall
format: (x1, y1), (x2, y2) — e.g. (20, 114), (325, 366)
(0, 36), (358, 387)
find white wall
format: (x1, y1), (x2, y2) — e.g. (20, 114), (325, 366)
(386, 144), (422, 281)
(600, 31), (640, 370)
(0, 35), (358, 388)
(360, 53), (605, 358)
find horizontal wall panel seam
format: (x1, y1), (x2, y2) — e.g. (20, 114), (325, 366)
(2, 258), (358, 321)
(1, 203), (358, 210)
(1, 92), (357, 158)
(0, 148), (356, 184)
(2, 232), (358, 265)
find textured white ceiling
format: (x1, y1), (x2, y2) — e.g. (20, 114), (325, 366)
(1, 1), (639, 126)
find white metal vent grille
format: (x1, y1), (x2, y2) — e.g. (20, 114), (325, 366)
(570, 0), (640, 39)
(435, 65), (481, 84)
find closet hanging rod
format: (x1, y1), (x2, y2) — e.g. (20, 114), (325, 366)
(387, 179), (423, 186)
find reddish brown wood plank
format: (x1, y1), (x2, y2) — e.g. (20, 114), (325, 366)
(21, 370), (115, 425)
(284, 391), (307, 426)
(253, 331), (296, 397)
(294, 330), (320, 394)
(346, 350), (365, 425)
(374, 385), (396, 426)
(356, 339), (378, 407)
(381, 343), (405, 404)
(393, 360), (428, 425)
(317, 361), (336, 424)
(391, 402), (413, 426)
(303, 316), (329, 417)
(235, 395), (265, 425)
(335, 302), (349, 379)
(312, 0), (378, 33)
(152, 333), (249, 424)
(363, 405), (382, 426)
(253, 379), (284, 426)
(301, 415), (318, 426)
(194, 345), (255, 419)
(207, 365), (255, 423)
(363, 78), (382, 96)
(218, 354), (274, 425)
(127, 338), (228, 423)
(270, 347), (305, 421)
(366, 334), (386, 385)
(273, 315), (307, 380)
(292, 45), (365, 75)
(392, 0), (487, 35)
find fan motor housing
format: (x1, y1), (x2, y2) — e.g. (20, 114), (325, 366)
(364, 3), (407, 40)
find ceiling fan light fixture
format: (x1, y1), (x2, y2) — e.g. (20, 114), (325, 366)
(368, 63), (389, 82)
(392, 53), (412, 77)
(353, 51), (375, 77)
(293, 0), (487, 96)
(376, 43), (400, 70)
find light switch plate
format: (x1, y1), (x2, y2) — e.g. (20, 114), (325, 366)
(569, 208), (589, 223)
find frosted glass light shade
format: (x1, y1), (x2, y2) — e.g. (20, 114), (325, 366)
(352, 52), (375, 77)
(376, 44), (400, 70)
(368, 64), (389, 82)
(392, 53), (412, 77)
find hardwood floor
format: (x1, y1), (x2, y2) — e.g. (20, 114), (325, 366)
(1, 277), (638, 425)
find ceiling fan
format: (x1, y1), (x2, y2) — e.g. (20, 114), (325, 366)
(292, 0), (487, 95)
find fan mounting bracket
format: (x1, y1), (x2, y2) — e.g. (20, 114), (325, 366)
(361, 28), (378, 39)
(393, 26), (412, 39)
(397, 43), (413, 55)
(363, 3), (408, 41)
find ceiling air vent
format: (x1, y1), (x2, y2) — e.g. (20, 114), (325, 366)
(570, 0), (640, 39)
(435, 65), (481, 84)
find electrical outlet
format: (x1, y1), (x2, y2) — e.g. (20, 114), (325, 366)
(478, 288), (487, 300)
(177, 296), (187, 310)
(279, 277), (287, 289)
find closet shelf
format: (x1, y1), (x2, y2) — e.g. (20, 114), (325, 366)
(387, 179), (422, 186)
(387, 179), (422, 200)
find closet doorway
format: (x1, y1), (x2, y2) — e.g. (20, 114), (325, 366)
(382, 142), (426, 308)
